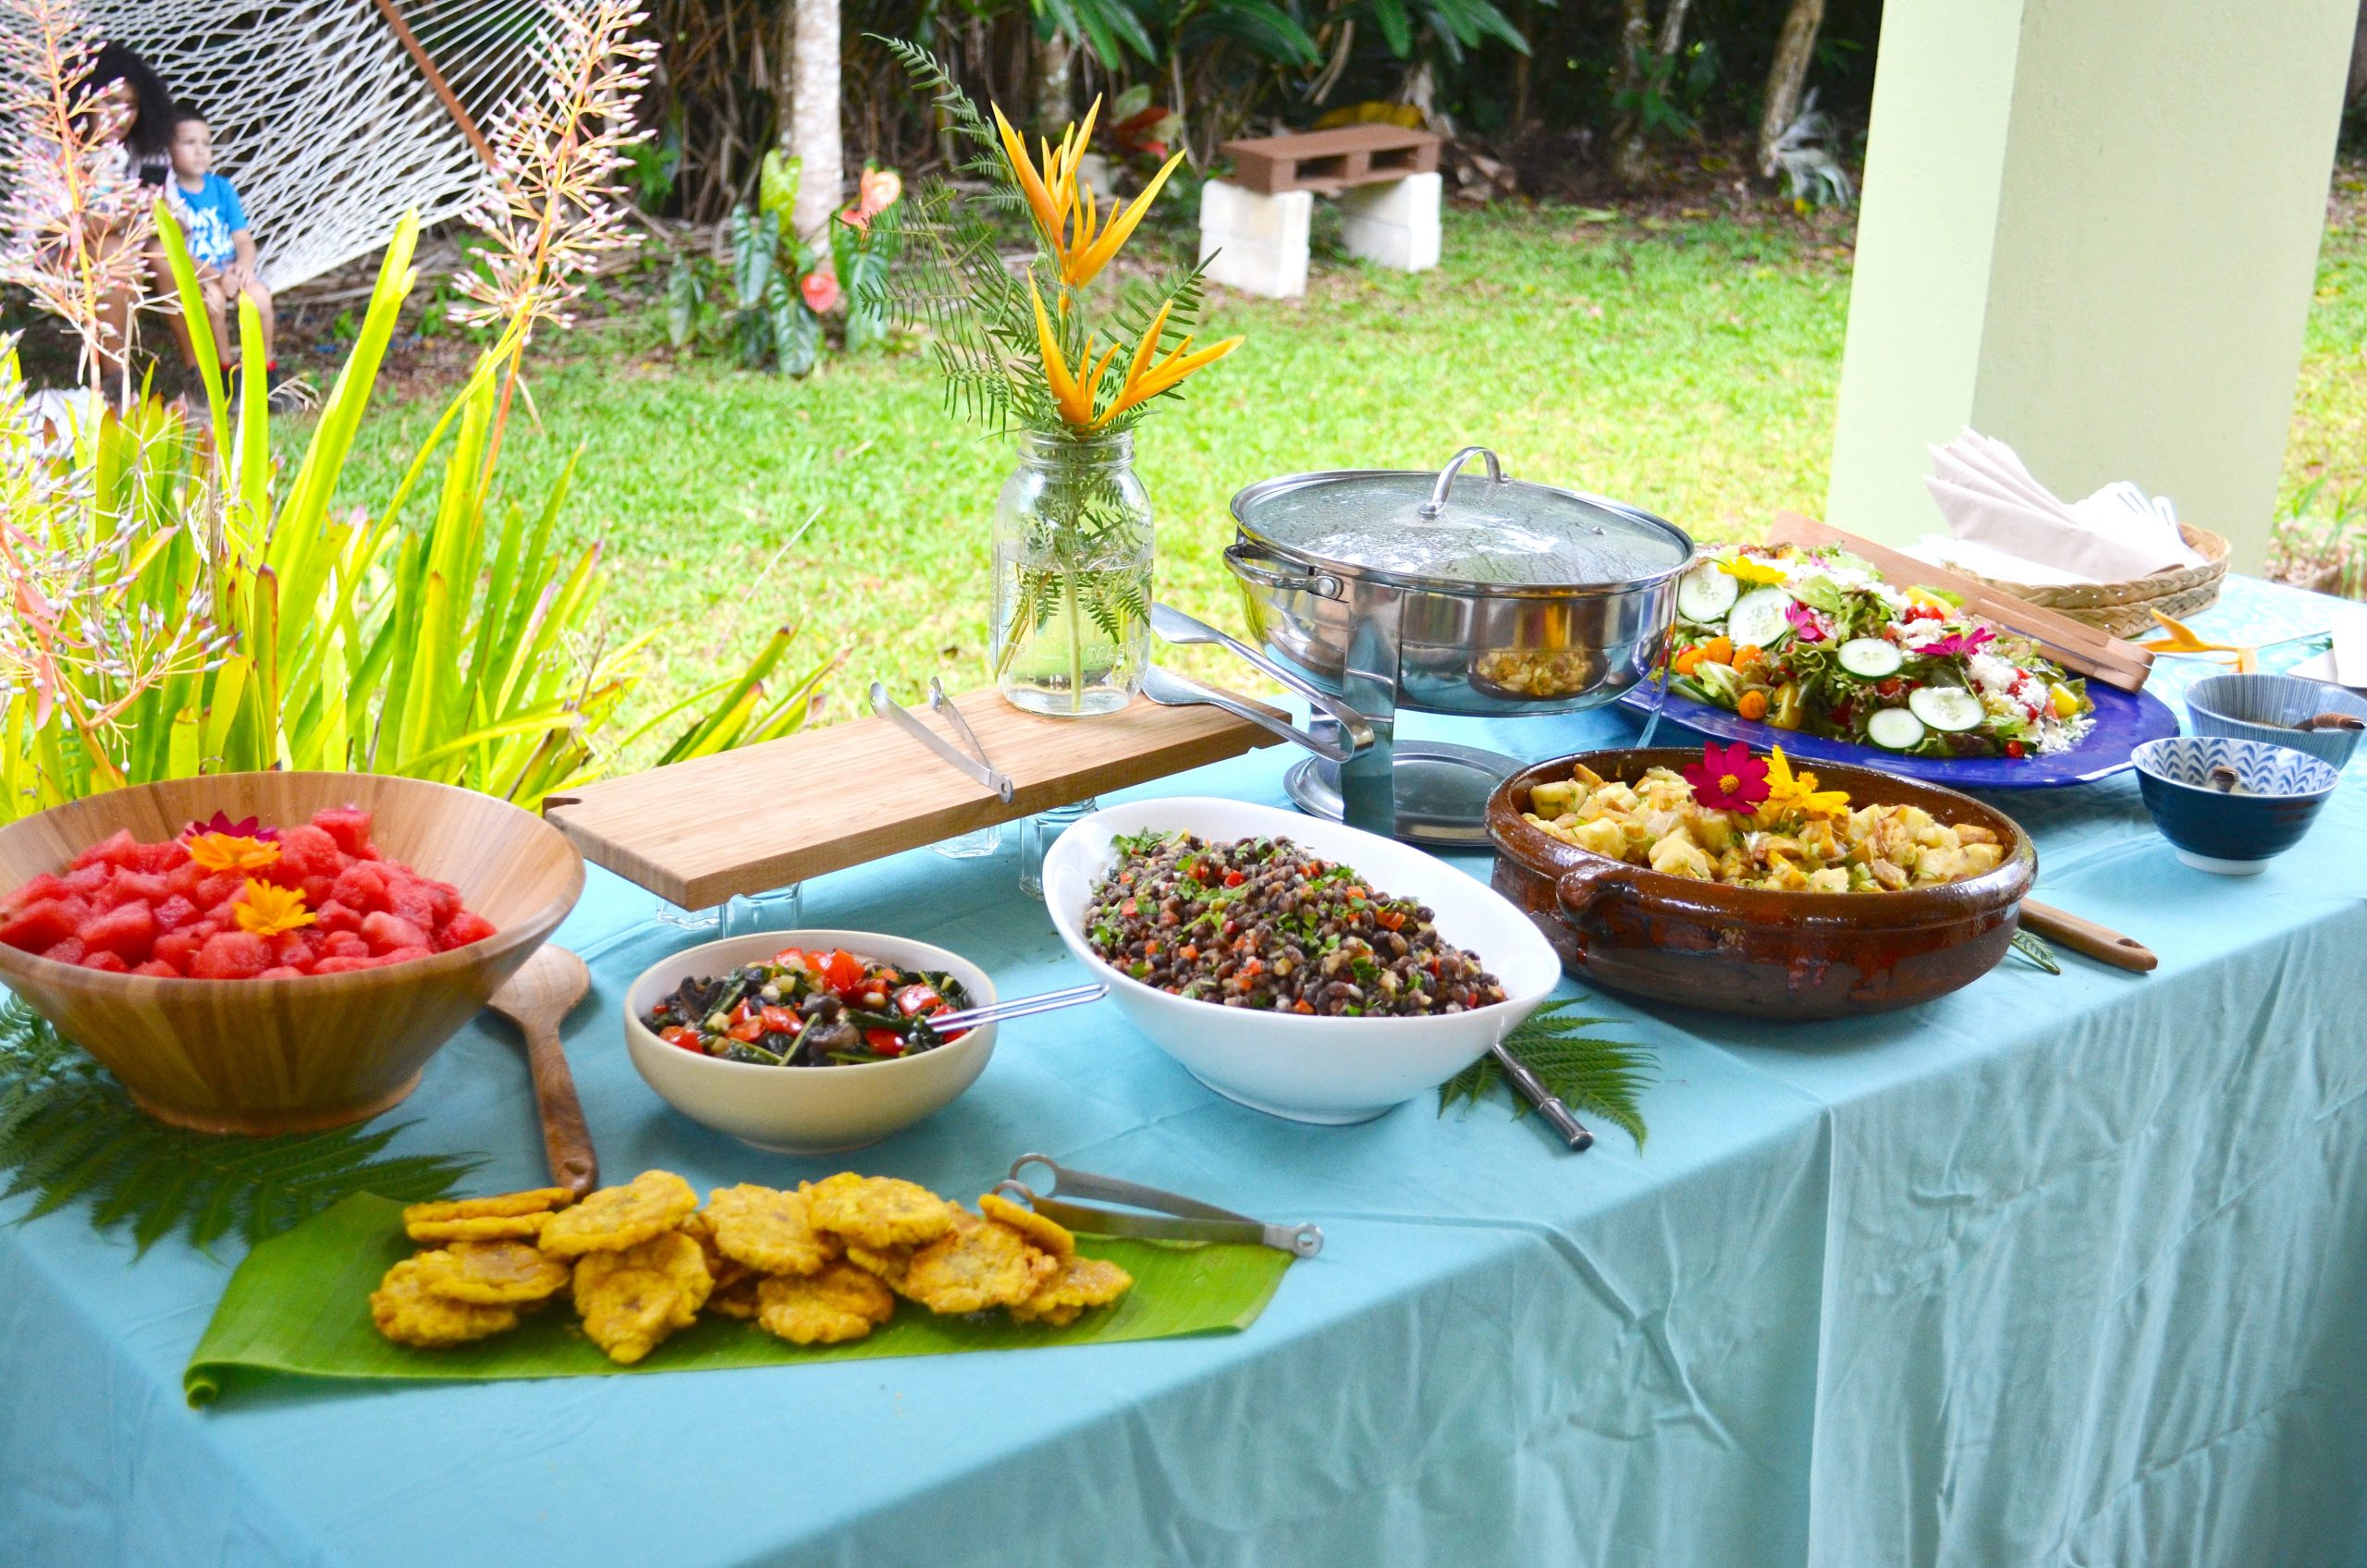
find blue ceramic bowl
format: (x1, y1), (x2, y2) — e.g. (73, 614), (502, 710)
(2186, 674), (2367, 773)
(2131, 736), (2340, 876)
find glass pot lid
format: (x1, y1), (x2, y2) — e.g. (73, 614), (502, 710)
(1231, 447), (1691, 590)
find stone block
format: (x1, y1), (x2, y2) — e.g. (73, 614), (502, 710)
(1199, 180), (1312, 298)
(1198, 231), (1309, 299)
(1335, 171), (1441, 230)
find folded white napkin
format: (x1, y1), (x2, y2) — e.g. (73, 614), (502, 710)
(1918, 430), (2204, 585)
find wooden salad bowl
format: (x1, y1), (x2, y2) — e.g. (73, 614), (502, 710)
(1486, 748), (2036, 1020)
(0, 773), (583, 1134)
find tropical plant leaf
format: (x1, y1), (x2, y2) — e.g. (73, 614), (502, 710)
(0, 1000), (479, 1256)
(1437, 997), (1654, 1150)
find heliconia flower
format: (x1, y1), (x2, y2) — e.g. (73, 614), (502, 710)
(185, 831), (281, 874)
(1095, 300), (1244, 426)
(1030, 277), (1122, 431)
(183, 811), (278, 843)
(232, 878), (314, 938)
(993, 98), (1097, 258)
(800, 269), (840, 313)
(992, 97), (1184, 288)
(1784, 598), (1829, 643)
(1758, 747), (1851, 823)
(1682, 741), (1772, 813)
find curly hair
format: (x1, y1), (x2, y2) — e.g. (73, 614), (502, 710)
(85, 42), (175, 167)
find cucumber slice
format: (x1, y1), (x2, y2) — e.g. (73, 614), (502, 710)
(1676, 561), (1740, 623)
(1725, 587), (1793, 650)
(1835, 637), (1903, 679)
(1866, 707), (1927, 750)
(1908, 686), (1987, 733)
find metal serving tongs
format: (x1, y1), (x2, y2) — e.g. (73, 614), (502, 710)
(870, 679), (1015, 803)
(994, 1153), (1324, 1258)
(1147, 603), (1376, 764)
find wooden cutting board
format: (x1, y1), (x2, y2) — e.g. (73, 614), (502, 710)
(543, 686), (1288, 910)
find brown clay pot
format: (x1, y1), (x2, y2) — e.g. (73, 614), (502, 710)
(1486, 748), (2036, 1020)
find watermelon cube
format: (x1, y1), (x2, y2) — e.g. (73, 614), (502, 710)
(79, 949), (129, 973)
(131, 959), (181, 978)
(153, 895), (201, 933)
(95, 868), (170, 911)
(133, 839), (191, 875)
(270, 929), (322, 968)
(276, 825), (344, 881)
(321, 931), (369, 960)
(1, 898), (82, 953)
(71, 829), (140, 871)
(360, 912), (431, 955)
(153, 929), (204, 972)
(423, 881), (461, 925)
(80, 900), (155, 963)
(331, 864), (390, 914)
(300, 875), (337, 908)
(258, 965), (309, 980)
(6, 873), (68, 911)
(310, 955), (374, 974)
(165, 860), (205, 899)
(40, 937), (86, 966)
(193, 871), (247, 909)
(190, 930), (270, 980)
(373, 946), (434, 969)
(387, 879), (438, 933)
(62, 864), (109, 896)
(312, 806), (374, 859)
(313, 900), (362, 936)
(437, 911), (497, 950)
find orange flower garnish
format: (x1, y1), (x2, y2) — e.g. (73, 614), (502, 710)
(232, 879), (314, 938)
(1030, 277), (1122, 432)
(993, 97), (1186, 288)
(186, 832), (280, 874)
(1031, 282), (1242, 434)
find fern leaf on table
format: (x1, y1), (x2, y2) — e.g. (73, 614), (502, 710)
(0, 1000), (480, 1256)
(1438, 998), (1656, 1151)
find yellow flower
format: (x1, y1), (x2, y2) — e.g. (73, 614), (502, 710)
(1029, 278), (1122, 431)
(993, 97), (1185, 288)
(1031, 284), (1241, 434)
(1097, 300), (1243, 426)
(232, 878), (315, 938)
(1056, 147), (1187, 288)
(186, 832), (280, 874)
(1758, 747), (1851, 823)
(993, 99), (1094, 254)
(1719, 556), (1790, 587)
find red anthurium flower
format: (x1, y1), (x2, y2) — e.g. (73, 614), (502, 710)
(800, 268), (841, 313)
(1682, 741), (1772, 812)
(182, 810), (277, 843)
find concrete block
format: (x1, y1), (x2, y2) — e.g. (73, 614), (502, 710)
(1198, 230), (1308, 299)
(1340, 216), (1441, 272)
(1335, 171), (1441, 229)
(1198, 180), (1312, 251)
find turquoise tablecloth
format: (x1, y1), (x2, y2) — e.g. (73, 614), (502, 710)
(5, 576), (2364, 1568)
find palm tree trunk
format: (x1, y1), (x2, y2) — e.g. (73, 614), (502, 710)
(789, 0), (842, 246)
(1757, 0), (1825, 178)
(1033, 30), (1074, 137)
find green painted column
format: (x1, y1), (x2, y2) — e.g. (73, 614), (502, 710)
(1827, 0), (2357, 570)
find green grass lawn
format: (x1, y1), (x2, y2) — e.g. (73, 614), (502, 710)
(321, 193), (2367, 770)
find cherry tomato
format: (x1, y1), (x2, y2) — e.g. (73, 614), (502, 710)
(760, 1005), (800, 1035)
(2005, 740), (2027, 759)
(895, 983), (944, 1016)
(726, 1016), (765, 1043)
(1221, 870), (1245, 888)
(864, 1028), (906, 1057)
(660, 1025), (704, 1054)
(824, 949), (865, 994)
(773, 946), (809, 970)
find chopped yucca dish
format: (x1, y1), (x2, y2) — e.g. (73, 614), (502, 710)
(1523, 749), (2009, 893)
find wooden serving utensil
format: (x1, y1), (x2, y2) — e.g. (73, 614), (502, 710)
(484, 945), (598, 1194)
(2019, 900), (2156, 973)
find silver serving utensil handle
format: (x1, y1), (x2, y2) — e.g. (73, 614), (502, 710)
(1000, 1153), (1324, 1257)
(1148, 602), (1377, 753)
(1142, 668), (1356, 765)
(1490, 1042), (1592, 1152)
(926, 983), (1107, 1035)
(869, 681), (1017, 802)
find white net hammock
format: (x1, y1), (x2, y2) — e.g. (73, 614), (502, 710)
(86, 0), (543, 291)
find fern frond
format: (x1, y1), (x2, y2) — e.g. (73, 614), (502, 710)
(0, 999), (481, 1256)
(1438, 998), (1655, 1150)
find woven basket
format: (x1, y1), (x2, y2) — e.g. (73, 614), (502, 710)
(1955, 523), (2228, 639)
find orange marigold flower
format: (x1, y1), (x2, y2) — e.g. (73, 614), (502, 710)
(186, 833), (280, 875)
(232, 879), (315, 938)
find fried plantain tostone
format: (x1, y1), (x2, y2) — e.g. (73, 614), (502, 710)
(402, 1187), (575, 1226)
(1011, 1255), (1135, 1328)
(977, 1192), (1074, 1259)
(901, 1209), (1059, 1316)
(706, 1273), (763, 1320)
(705, 1183), (841, 1277)
(405, 1209), (556, 1244)
(371, 1256), (520, 1347)
(539, 1170), (700, 1257)
(754, 1263), (897, 1345)
(411, 1239), (572, 1305)
(572, 1231), (714, 1364)
(804, 1173), (957, 1251)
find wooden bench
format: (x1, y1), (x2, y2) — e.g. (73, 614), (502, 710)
(1198, 126), (1444, 299)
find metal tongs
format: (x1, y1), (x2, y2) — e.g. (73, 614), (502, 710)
(1147, 603), (1375, 763)
(870, 679), (1015, 802)
(994, 1154), (1324, 1257)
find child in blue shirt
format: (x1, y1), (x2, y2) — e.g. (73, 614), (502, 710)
(166, 103), (279, 394)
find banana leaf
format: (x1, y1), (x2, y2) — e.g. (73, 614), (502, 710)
(185, 1194), (1295, 1407)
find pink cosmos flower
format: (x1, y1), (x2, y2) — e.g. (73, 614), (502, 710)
(1921, 626), (1995, 659)
(1681, 741), (1772, 813)
(800, 268), (841, 313)
(1784, 599), (1829, 643)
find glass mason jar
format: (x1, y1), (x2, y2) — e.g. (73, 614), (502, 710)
(991, 430), (1153, 717)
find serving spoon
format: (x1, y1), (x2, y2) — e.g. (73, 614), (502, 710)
(485, 945), (599, 1195)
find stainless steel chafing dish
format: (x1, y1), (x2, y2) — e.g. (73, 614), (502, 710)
(1221, 447), (1693, 844)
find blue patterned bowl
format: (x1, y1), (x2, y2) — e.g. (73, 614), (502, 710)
(2186, 674), (2367, 773)
(2131, 736), (2340, 876)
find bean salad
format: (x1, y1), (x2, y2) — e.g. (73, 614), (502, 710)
(1085, 830), (1504, 1017)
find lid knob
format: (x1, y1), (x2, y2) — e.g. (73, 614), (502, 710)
(1417, 446), (1504, 519)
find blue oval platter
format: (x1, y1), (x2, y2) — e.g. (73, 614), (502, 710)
(1615, 676), (2182, 790)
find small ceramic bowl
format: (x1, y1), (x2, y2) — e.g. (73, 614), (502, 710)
(2185, 674), (2367, 773)
(622, 929), (996, 1154)
(2130, 736), (2340, 876)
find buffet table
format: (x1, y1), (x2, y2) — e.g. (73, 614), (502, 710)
(5, 576), (2364, 1568)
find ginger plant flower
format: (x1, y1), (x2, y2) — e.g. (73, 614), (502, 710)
(993, 99), (1096, 255)
(1055, 147), (1188, 288)
(1030, 278), (1122, 431)
(186, 831), (281, 875)
(232, 879), (314, 938)
(1097, 301), (1244, 426)
(1759, 747), (1850, 823)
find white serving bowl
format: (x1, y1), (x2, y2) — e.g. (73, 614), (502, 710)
(1043, 797), (1563, 1124)
(622, 929), (997, 1154)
